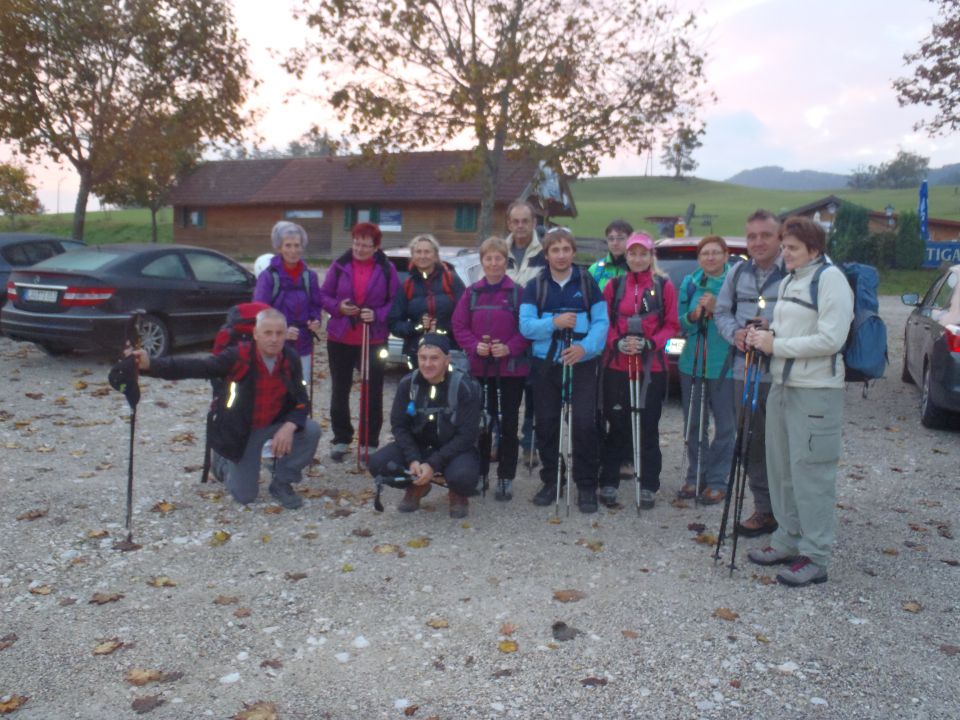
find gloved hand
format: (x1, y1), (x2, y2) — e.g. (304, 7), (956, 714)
(638, 337), (656, 353)
(617, 336), (641, 355)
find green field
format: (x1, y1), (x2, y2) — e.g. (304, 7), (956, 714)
(566, 176), (960, 238)
(11, 207), (175, 245)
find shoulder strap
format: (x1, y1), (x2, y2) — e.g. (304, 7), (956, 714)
(442, 267), (455, 299)
(270, 268), (281, 304)
(404, 275), (415, 300)
(609, 276), (626, 329)
(535, 273), (548, 317)
(580, 269), (593, 322)
(655, 274), (666, 323)
(729, 261), (747, 315)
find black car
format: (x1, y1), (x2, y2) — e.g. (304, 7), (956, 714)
(901, 264), (960, 428)
(2, 244), (256, 357)
(0, 233), (86, 304)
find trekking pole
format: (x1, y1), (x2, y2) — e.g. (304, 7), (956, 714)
(526, 412), (537, 475)
(714, 348), (756, 564)
(307, 328), (321, 418)
(629, 351), (643, 513)
(693, 315), (710, 505)
(727, 351), (765, 575)
(556, 329), (573, 517)
(357, 320), (371, 471)
(677, 328), (703, 491)
(479, 336), (492, 497)
(492, 341), (506, 499)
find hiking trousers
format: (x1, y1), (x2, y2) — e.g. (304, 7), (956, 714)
(680, 373), (736, 491)
(368, 443), (481, 497)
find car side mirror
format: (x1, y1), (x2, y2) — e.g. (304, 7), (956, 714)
(901, 292), (920, 306)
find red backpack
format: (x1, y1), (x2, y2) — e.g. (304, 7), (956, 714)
(212, 301), (272, 355)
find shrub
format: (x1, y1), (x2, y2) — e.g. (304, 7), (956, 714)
(895, 210), (925, 269)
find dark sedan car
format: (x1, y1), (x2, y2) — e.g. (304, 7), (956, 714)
(2, 244), (256, 357)
(901, 264), (960, 428)
(0, 233), (86, 304)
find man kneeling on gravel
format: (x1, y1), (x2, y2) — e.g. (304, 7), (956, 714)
(130, 308), (321, 510)
(368, 333), (482, 518)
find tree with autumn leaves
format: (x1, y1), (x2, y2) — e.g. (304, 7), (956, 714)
(287, 0), (710, 236)
(0, 0), (253, 241)
(0, 163), (42, 227)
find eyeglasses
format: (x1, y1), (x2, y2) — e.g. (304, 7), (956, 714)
(352, 240), (375, 250)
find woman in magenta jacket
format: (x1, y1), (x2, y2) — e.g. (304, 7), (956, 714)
(452, 236), (530, 501)
(319, 222), (399, 462)
(599, 232), (680, 510)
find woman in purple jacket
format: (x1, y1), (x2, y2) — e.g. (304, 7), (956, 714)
(452, 236), (530, 501)
(319, 222), (400, 462)
(253, 221), (324, 381)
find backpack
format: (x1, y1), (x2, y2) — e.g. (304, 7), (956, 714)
(534, 266), (598, 320)
(212, 301), (272, 356)
(407, 367), (477, 432)
(469, 283), (520, 315)
(269, 267), (312, 304)
(405, 266), (456, 302)
(782, 261), (888, 394)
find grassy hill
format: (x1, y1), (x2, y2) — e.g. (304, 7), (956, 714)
(566, 176), (960, 238)
(11, 176), (960, 246)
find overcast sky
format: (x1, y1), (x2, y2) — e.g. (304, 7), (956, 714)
(6, 0), (956, 214)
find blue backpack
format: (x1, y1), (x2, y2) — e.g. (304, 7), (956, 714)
(784, 261), (888, 394)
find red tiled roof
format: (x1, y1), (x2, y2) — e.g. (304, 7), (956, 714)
(171, 151), (540, 206)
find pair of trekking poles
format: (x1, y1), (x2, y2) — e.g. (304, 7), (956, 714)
(478, 336), (505, 498)
(678, 315), (710, 504)
(713, 345), (766, 574)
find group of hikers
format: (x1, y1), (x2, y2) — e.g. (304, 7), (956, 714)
(125, 202), (855, 587)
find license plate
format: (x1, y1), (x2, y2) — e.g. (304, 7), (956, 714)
(23, 288), (58, 303)
(665, 337), (686, 355)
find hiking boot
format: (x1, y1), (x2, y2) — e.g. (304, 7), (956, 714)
(448, 491), (469, 519)
(577, 488), (598, 514)
(640, 489), (656, 510)
(397, 483), (431, 513)
(329, 443), (350, 463)
(210, 453), (226, 484)
(676, 483), (698, 500)
(747, 545), (797, 566)
(494, 478), (514, 502)
(700, 488), (726, 505)
(269, 482), (303, 510)
(776, 556), (828, 587)
(598, 485), (618, 508)
(532, 483), (558, 506)
(736, 512), (778, 538)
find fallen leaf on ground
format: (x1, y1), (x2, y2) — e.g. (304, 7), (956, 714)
(150, 501), (175, 514)
(730, 679), (743, 688)
(751, 573), (776, 586)
(0, 694), (28, 712)
(89, 592), (123, 605)
(575, 538), (604, 552)
(500, 623), (518, 636)
(351, 528), (373, 537)
(498, 639), (519, 653)
(211, 530), (231, 546)
(260, 658), (283, 669)
(213, 595), (239, 605)
(755, 633), (771, 643)
(341, 563), (354, 572)
(904, 541), (928, 551)
(93, 639), (124, 655)
(331, 508), (353, 517)
(302, 531), (319, 540)
(131, 695), (164, 714)
(882, 548), (899, 556)
(29, 585), (52, 595)
(621, 630), (639, 639)
(0, 633), (18, 651)
(147, 576), (177, 588)
(940, 644), (959, 656)
(373, 543), (401, 554)
(694, 533), (719, 545)
(552, 621), (581, 641)
(16, 508), (47, 521)
(234, 607), (252, 618)
(546, 517), (562, 525)
(581, 676), (608, 687)
(74, 380), (88, 390)
(713, 607), (739, 622)
(87, 529), (109, 539)
(553, 589), (586, 603)
(687, 522), (706, 533)
(941, 559), (959, 567)
(909, 523), (929, 533)
(232, 701), (280, 720)
(407, 537), (431, 549)
(170, 432), (196, 444)
(937, 524), (954, 539)
(285, 571), (307, 582)
(426, 618), (449, 629)
(263, 506), (283, 515)
(125, 668), (164, 686)
(404, 705), (419, 716)
(24, 392), (43, 400)
(902, 600), (923, 613)
(671, 498), (689, 509)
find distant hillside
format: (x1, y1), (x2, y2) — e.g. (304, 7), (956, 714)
(725, 166), (849, 191)
(928, 163), (960, 186)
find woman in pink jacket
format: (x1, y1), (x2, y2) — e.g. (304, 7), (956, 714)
(452, 236), (530, 501)
(599, 233), (680, 510)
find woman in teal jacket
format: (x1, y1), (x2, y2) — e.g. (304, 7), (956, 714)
(677, 235), (735, 504)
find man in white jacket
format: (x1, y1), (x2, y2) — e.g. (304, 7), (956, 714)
(745, 216), (853, 587)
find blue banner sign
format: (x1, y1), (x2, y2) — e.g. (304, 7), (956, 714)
(919, 180), (929, 241)
(924, 242), (960, 268)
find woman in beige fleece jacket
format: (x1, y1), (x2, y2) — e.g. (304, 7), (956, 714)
(744, 216), (854, 588)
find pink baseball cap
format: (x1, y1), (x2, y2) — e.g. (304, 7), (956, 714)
(625, 232), (654, 251)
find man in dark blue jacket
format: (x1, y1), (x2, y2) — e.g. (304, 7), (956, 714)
(132, 309), (321, 509)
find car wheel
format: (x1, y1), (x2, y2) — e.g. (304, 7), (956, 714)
(920, 362), (947, 429)
(900, 337), (914, 384)
(39, 342), (73, 356)
(139, 314), (170, 358)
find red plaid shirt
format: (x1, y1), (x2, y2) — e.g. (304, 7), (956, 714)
(250, 351), (290, 429)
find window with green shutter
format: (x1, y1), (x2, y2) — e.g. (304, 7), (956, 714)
(455, 204), (479, 232)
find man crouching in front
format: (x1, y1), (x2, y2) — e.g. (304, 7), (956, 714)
(368, 333), (481, 518)
(131, 308), (321, 509)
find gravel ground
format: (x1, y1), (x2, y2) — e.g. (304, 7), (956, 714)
(0, 296), (958, 720)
